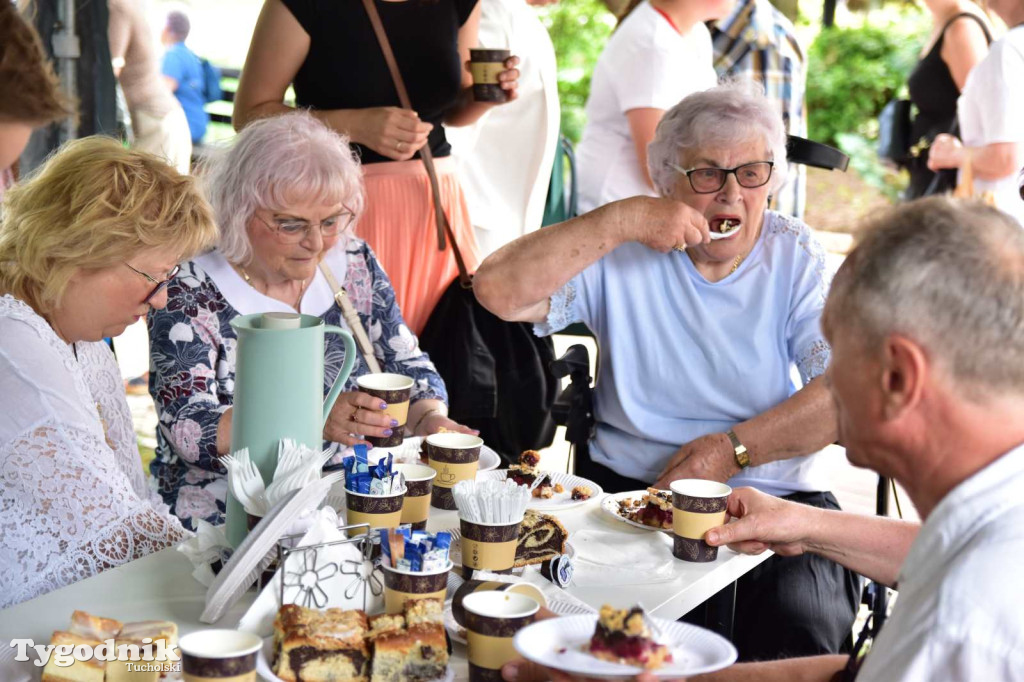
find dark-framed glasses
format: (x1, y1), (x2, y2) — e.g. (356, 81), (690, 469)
(125, 263), (181, 303)
(256, 209), (356, 244)
(670, 161), (774, 194)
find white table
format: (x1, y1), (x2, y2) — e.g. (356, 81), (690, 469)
(0, 496), (769, 680)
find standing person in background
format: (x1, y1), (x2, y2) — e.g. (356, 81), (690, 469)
(233, 0), (521, 335)
(0, 0), (74, 201)
(711, 0), (807, 218)
(902, 0), (990, 199)
(447, 0), (560, 257)
(160, 9), (210, 146)
(108, 0), (192, 174)
(929, 0), (1024, 224)
(576, 0), (732, 214)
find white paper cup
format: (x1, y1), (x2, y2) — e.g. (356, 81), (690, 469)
(259, 312), (302, 329)
(179, 629), (262, 682)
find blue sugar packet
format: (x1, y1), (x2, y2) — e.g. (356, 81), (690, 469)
(404, 541), (425, 572)
(354, 444), (370, 474)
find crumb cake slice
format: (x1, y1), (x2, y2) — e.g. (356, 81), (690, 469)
(571, 485), (593, 501)
(369, 599), (448, 682)
(621, 488), (673, 529)
(68, 610), (123, 640)
(507, 451), (554, 498)
(273, 605), (370, 682)
(588, 605), (671, 670)
(515, 509), (568, 567)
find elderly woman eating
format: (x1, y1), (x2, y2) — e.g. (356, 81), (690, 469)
(148, 111), (474, 531)
(474, 82), (858, 661)
(0, 138), (217, 607)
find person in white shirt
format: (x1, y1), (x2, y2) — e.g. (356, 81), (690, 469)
(0, 137), (217, 607)
(928, 0), (1024, 226)
(575, 0), (731, 213)
(447, 0), (560, 257)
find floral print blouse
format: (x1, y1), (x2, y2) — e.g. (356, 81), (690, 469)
(147, 237), (447, 530)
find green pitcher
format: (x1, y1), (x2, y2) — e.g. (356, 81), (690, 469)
(226, 312), (356, 547)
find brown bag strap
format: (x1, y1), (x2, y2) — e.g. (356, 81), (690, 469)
(360, 0), (472, 287)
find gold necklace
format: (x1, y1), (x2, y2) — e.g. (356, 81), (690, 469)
(234, 263), (309, 309)
(729, 254), (744, 274)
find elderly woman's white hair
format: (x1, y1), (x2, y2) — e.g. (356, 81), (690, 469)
(205, 111), (365, 265)
(648, 80), (789, 198)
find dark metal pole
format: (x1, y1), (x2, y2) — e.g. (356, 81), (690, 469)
(823, 0), (837, 27)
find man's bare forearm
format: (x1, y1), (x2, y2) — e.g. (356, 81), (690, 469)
(692, 654), (848, 682)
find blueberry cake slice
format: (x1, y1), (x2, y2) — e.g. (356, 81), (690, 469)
(507, 450), (554, 498)
(588, 605), (671, 669)
(621, 488), (673, 529)
(515, 509), (568, 567)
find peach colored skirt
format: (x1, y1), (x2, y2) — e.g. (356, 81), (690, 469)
(357, 157), (481, 335)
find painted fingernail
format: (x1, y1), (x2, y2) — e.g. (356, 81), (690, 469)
(379, 402), (388, 409)
(383, 429), (393, 436)
(390, 419), (399, 427)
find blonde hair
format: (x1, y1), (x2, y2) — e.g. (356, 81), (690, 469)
(0, 136), (217, 314)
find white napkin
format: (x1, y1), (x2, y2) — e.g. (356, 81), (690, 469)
(177, 519), (232, 587)
(335, 436), (424, 466)
(569, 530), (676, 587)
(236, 508), (384, 637)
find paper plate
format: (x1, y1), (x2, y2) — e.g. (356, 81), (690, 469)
(600, 491), (673, 534)
(475, 470), (602, 511)
(258, 636), (454, 682)
(513, 614), (736, 679)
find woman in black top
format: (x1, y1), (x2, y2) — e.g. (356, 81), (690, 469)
(233, 0), (520, 334)
(903, 0), (991, 199)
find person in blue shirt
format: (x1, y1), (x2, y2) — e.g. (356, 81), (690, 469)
(160, 10), (208, 145)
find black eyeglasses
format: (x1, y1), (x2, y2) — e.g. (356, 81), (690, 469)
(125, 263), (181, 303)
(670, 161), (774, 194)
(256, 209), (356, 244)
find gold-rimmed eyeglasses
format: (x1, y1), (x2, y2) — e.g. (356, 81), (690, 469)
(669, 161), (774, 194)
(124, 263), (181, 303)
(255, 209), (357, 244)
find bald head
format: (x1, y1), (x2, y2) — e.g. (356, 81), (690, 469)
(824, 197), (1024, 399)
(165, 10), (190, 41)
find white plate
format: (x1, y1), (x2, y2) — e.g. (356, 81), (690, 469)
(600, 491), (673, 534)
(513, 614), (736, 679)
(369, 440), (501, 472)
(443, 598), (595, 645)
(444, 528), (575, 569)
(476, 470), (603, 510)
(257, 635), (454, 681)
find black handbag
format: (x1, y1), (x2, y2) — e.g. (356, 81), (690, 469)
(877, 98), (913, 164)
(362, 0), (557, 461)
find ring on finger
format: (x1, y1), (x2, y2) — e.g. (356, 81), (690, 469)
(396, 140), (406, 153)
(672, 245), (687, 252)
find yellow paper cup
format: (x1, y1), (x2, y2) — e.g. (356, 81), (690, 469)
(381, 560), (452, 614)
(397, 463), (436, 530)
(463, 591), (538, 682)
(427, 432), (483, 510)
(344, 487), (406, 537)
(356, 373), (414, 447)
(179, 629), (261, 682)
(469, 48), (512, 103)
(670, 479), (731, 562)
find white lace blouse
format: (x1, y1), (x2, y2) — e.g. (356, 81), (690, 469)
(0, 295), (188, 608)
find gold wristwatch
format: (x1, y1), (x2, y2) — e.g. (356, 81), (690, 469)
(727, 430), (750, 469)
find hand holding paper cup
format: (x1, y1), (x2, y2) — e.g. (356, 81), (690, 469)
(356, 373), (414, 447)
(469, 48), (512, 102)
(426, 432), (483, 509)
(670, 479), (731, 562)
(463, 591), (539, 682)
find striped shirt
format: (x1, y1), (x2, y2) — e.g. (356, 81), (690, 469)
(711, 0), (807, 218)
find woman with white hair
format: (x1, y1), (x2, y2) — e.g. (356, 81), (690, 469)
(475, 81), (859, 661)
(148, 112), (475, 530)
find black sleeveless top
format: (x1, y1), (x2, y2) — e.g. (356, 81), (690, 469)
(905, 12), (991, 198)
(280, 0), (477, 164)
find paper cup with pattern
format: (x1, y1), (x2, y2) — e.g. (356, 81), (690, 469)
(670, 479), (731, 562)
(451, 580), (547, 627)
(381, 560), (452, 614)
(344, 486), (407, 537)
(459, 517), (521, 579)
(427, 432), (483, 510)
(463, 591), (539, 682)
(356, 373), (414, 447)
(469, 48), (512, 103)
(397, 463), (436, 530)
(179, 629), (261, 682)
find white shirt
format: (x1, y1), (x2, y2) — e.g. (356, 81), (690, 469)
(447, 0), (559, 257)
(537, 211), (832, 494)
(577, 1), (717, 213)
(957, 26), (1024, 227)
(857, 442), (1024, 681)
(0, 295), (188, 608)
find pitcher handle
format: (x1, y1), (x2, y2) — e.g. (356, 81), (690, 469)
(323, 326), (358, 425)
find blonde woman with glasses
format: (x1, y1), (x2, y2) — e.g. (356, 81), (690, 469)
(147, 112), (474, 531)
(0, 137), (217, 607)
